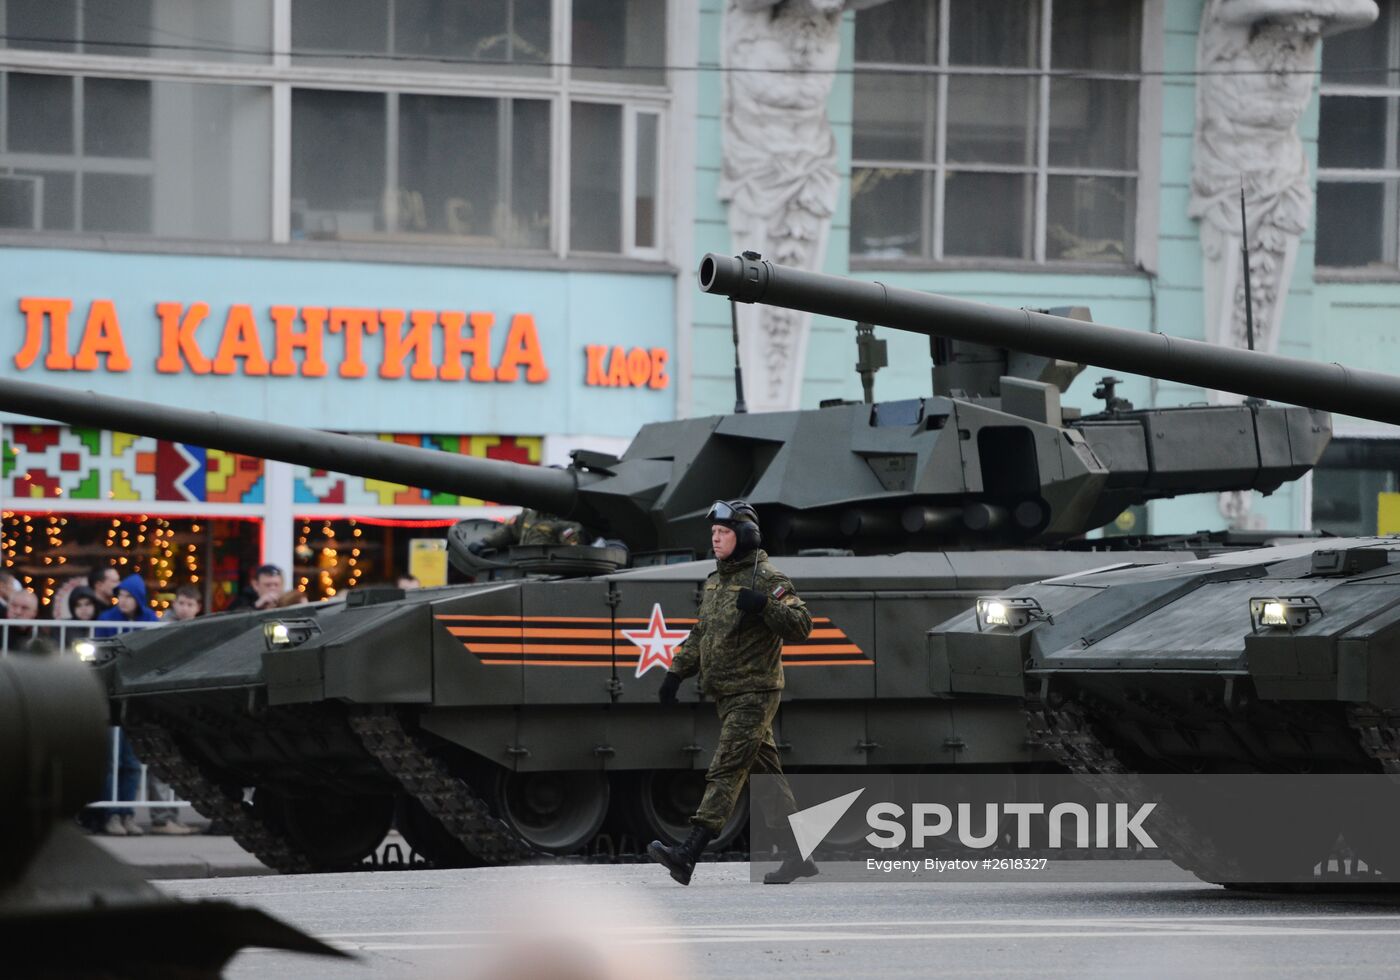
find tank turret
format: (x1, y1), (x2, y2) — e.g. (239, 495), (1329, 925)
(0, 260), (1333, 560)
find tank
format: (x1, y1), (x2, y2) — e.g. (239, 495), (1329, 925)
(0, 256), (1332, 872)
(697, 253), (1400, 885)
(928, 539), (1400, 884)
(0, 654), (342, 975)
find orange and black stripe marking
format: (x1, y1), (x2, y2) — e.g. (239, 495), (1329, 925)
(434, 614), (873, 667)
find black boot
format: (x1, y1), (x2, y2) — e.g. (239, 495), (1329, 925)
(763, 853), (819, 884)
(763, 821), (819, 884)
(648, 825), (715, 886)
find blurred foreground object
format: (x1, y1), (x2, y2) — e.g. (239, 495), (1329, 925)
(0, 655), (345, 978)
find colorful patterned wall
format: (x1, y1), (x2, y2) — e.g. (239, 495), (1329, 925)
(293, 434), (543, 507)
(4, 425), (265, 502)
(3, 425), (541, 507)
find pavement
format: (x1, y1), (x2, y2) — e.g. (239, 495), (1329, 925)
(92, 831), (271, 879)
(81, 834), (1400, 980)
(159, 862), (1400, 980)
(91, 832), (1400, 978)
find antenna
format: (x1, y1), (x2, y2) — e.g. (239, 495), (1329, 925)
(1239, 183), (1255, 353)
(855, 322), (887, 404)
(729, 299), (747, 414)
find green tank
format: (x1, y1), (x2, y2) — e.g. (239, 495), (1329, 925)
(0, 654), (342, 974)
(707, 253), (1400, 884)
(0, 255), (1329, 871)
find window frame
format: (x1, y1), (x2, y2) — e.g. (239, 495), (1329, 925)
(849, 0), (1161, 273)
(0, 0), (673, 264)
(1315, 0), (1400, 281)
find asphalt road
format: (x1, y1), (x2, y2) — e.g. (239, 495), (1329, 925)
(162, 862), (1400, 980)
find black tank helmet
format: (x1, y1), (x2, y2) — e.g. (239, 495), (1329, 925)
(706, 499), (761, 551)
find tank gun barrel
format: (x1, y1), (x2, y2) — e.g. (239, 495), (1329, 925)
(700, 253), (1400, 425)
(0, 377), (581, 515)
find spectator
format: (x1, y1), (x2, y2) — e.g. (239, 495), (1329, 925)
(228, 564), (285, 612)
(94, 573), (156, 836)
(89, 566), (121, 607)
(4, 588), (54, 654)
(64, 585), (101, 651)
(96, 574), (159, 633)
(146, 584), (201, 835)
(52, 575), (79, 622)
(171, 584), (202, 622)
(397, 575), (421, 590)
(7, 587), (38, 622)
(68, 586), (101, 622)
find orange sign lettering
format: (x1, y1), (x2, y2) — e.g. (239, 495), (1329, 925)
(583, 345), (670, 390)
(14, 297), (669, 393)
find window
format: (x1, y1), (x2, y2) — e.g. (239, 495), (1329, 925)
(0, 72), (272, 238)
(851, 0), (1142, 265)
(291, 91), (550, 249)
(1312, 437), (1400, 535)
(291, 0), (551, 76)
(0, 0), (669, 258)
(0, 0), (272, 63)
(1317, 1), (1400, 272)
(571, 0), (667, 85)
(569, 103), (662, 254)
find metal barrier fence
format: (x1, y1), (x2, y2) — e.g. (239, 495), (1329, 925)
(0, 615), (160, 657)
(0, 617), (195, 816)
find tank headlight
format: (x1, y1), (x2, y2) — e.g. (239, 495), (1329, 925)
(975, 596), (1050, 632)
(1248, 596), (1323, 633)
(71, 637), (121, 665)
(982, 601), (1010, 626)
(263, 617), (321, 650)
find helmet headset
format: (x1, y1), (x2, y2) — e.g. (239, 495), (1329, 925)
(707, 499), (761, 552)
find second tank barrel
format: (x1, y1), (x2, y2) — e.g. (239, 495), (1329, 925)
(0, 377), (582, 516)
(700, 253), (1400, 426)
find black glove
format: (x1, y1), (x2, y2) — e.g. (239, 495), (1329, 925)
(658, 672), (681, 705)
(736, 587), (768, 613)
(467, 541), (487, 556)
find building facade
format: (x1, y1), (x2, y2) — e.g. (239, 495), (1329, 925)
(0, 0), (1397, 610)
(683, 0), (1400, 541)
(0, 0), (685, 608)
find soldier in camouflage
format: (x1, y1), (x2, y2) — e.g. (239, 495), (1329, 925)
(647, 499), (818, 886)
(469, 508), (585, 552)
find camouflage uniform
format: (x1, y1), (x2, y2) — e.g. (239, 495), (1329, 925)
(480, 509), (585, 548)
(668, 548), (812, 832)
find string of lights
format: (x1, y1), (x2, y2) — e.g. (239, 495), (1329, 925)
(0, 33), (1396, 78)
(297, 518), (371, 598)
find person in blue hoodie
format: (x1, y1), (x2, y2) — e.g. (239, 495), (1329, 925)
(96, 572), (159, 635)
(94, 573), (160, 835)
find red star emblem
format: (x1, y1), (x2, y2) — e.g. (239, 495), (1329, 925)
(621, 603), (691, 679)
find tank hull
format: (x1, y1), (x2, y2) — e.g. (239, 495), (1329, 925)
(930, 537), (1400, 884)
(106, 550), (1200, 870)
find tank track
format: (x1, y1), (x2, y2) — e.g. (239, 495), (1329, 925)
(347, 708), (535, 864)
(1026, 696), (1233, 882)
(1346, 705), (1400, 774)
(124, 718), (316, 875)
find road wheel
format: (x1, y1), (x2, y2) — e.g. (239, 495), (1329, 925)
(493, 770), (610, 855)
(274, 790), (395, 871)
(394, 794), (482, 869)
(632, 770), (747, 851)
